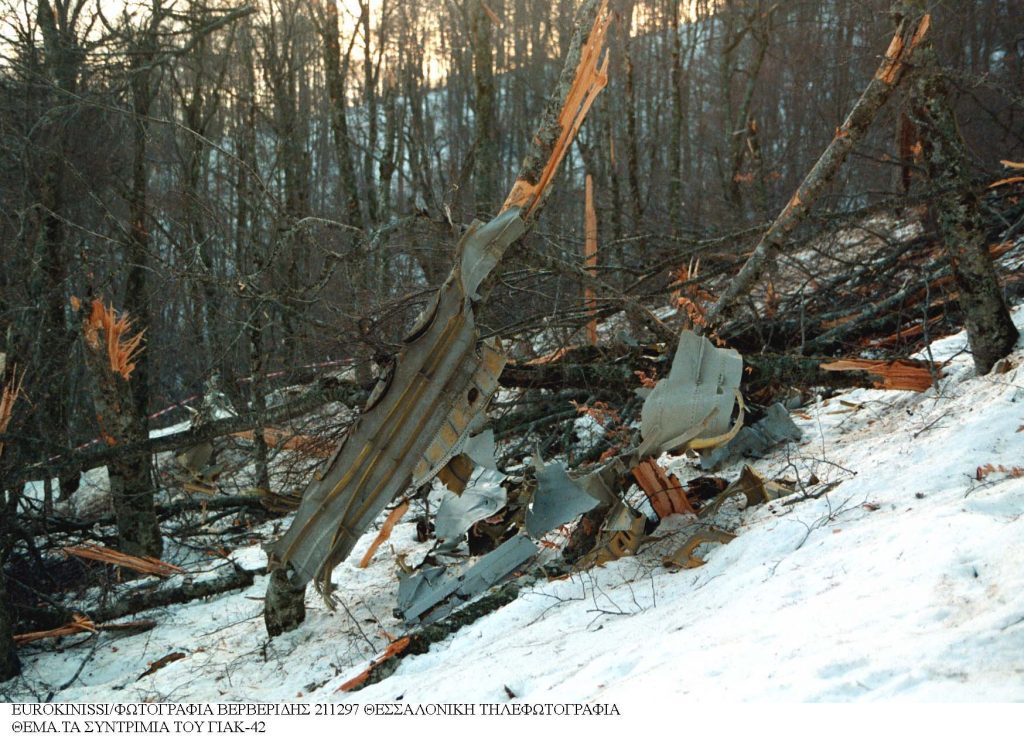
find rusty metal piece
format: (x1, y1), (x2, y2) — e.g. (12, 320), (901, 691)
(578, 504), (646, 568)
(699, 464), (794, 519)
(664, 528), (737, 569)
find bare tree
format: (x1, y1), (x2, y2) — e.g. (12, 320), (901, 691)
(901, 0), (1019, 374)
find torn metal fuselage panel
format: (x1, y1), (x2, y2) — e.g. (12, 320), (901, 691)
(268, 210), (526, 591)
(434, 467), (507, 552)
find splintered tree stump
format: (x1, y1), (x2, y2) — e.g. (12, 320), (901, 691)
(264, 569), (306, 637)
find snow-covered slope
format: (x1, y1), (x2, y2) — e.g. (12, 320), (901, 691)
(5, 308), (1023, 706)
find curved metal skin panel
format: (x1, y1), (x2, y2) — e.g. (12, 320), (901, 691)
(638, 330), (743, 458)
(268, 210), (526, 592)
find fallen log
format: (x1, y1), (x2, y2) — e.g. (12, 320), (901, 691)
(10, 564), (252, 635)
(87, 564), (254, 625)
(21, 494), (273, 537)
(501, 344), (933, 398)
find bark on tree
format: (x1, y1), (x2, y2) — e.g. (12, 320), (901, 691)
(902, 2), (1019, 374)
(360, 0), (381, 225)
(263, 569), (306, 637)
(622, 22), (644, 229)
(469, 0), (499, 215)
(34, 0), (83, 502)
(317, 2), (364, 230)
(108, 6), (166, 559)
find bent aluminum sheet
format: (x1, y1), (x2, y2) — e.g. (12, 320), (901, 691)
(269, 211), (525, 589)
(639, 330), (743, 457)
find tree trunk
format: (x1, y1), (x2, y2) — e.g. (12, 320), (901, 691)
(0, 572), (19, 681)
(622, 29), (643, 230)
(263, 569), (306, 638)
(79, 301), (162, 558)
(904, 3), (1019, 374)
(470, 0), (499, 215)
(360, 0), (380, 224)
(319, 3), (365, 230)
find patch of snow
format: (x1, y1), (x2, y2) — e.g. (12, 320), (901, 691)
(5, 310), (1024, 710)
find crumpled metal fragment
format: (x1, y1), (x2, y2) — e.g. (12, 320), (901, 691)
(433, 468), (506, 552)
(663, 527), (736, 569)
(638, 330), (744, 457)
(525, 458), (602, 538)
(699, 402), (802, 471)
(699, 464), (795, 519)
(434, 430), (508, 552)
(577, 503), (647, 568)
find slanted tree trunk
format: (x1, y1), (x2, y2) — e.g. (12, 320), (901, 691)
(707, 11), (932, 328)
(903, 3), (1019, 374)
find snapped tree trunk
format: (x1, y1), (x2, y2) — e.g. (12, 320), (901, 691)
(263, 0), (612, 637)
(903, 2), (1019, 374)
(78, 301), (162, 558)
